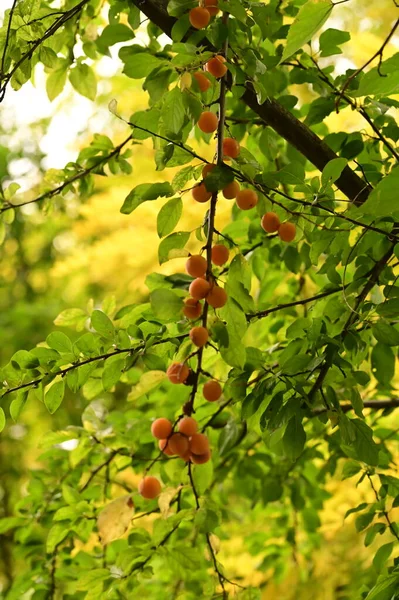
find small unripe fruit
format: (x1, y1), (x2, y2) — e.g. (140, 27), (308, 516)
(204, 0), (220, 16)
(180, 72), (192, 91)
(193, 72), (211, 92)
(223, 137), (240, 159)
(186, 254), (207, 278)
(151, 418), (172, 440)
(189, 326), (209, 348)
(211, 244), (229, 266)
(191, 450), (211, 464)
(169, 432), (190, 457)
(178, 416), (198, 436)
(190, 278), (211, 300)
(190, 432), (210, 455)
(278, 222), (296, 242)
(198, 111), (218, 134)
(167, 362), (190, 384)
(189, 6), (210, 29)
(261, 211), (281, 233)
(183, 297), (202, 319)
(192, 183), (212, 203)
(222, 180), (240, 199)
(205, 56), (227, 78)
(139, 476), (161, 499)
(236, 189), (258, 210)
(206, 285), (227, 308)
(159, 439), (174, 456)
(203, 380), (222, 402)
(202, 163), (215, 179)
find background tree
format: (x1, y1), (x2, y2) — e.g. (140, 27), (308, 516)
(0, 0), (399, 598)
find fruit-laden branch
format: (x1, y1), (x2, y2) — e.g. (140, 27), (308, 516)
(130, 0), (371, 204)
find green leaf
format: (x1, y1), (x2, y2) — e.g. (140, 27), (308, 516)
(192, 460), (213, 495)
(280, 0), (333, 63)
(46, 523), (69, 553)
(372, 542), (393, 572)
(351, 419), (379, 466)
(372, 321), (399, 346)
(157, 197), (183, 238)
(219, 298), (247, 369)
(361, 168), (399, 217)
(123, 53), (165, 79)
(120, 183), (173, 215)
(204, 165), (234, 192)
(46, 332), (73, 354)
(128, 370), (167, 401)
(194, 507), (219, 533)
(283, 416), (306, 460)
(102, 357), (125, 391)
(355, 54), (399, 98)
(162, 87), (186, 135)
(54, 308), (87, 330)
(97, 24), (134, 48)
(158, 231), (190, 264)
(365, 574), (399, 600)
(319, 28), (350, 57)
(44, 380), (65, 414)
(10, 391), (28, 421)
(321, 158), (347, 186)
(150, 288), (183, 320)
(69, 63), (97, 100)
(0, 407), (5, 433)
(46, 65), (68, 101)
(91, 310), (115, 339)
(371, 343), (395, 386)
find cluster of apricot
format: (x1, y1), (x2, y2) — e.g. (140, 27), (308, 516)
(189, 0), (219, 30)
(166, 361), (222, 402)
(261, 211), (296, 242)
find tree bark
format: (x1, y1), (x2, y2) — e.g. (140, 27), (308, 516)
(131, 0), (372, 203)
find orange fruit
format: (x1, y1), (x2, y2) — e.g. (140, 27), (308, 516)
(151, 418), (172, 439)
(189, 326), (209, 347)
(189, 6), (210, 29)
(261, 212), (281, 233)
(166, 362), (190, 384)
(205, 0), (220, 16)
(192, 183), (212, 203)
(159, 439), (174, 456)
(190, 278), (211, 300)
(178, 416), (198, 436)
(186, 254), (207, 278)
(205, 56), (227, 78)
(278, 222), (296, 242)
(191, 450), (211, 464)
(211, 244), (229, 266)
(198, 111), (218, 133)
(222, 180), (240, 199)
(183, 297), (202, 319)
(190, 432), (210, 455)
(236, 189), (258, 210)
(169, 432), (190, 457)
(203, 380), (222, 401)
(193, 72), (211, 92)
(206, 285), (227, 308)
(139, 476), (161, 499)
(223, 137), (240, 158)
(202, 163), (215, 179)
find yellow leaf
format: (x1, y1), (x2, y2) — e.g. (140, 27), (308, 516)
(97, 495), (134, 545)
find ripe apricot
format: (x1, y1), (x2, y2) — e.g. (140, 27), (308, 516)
(167, 362), (190, 384)
(223, 137), (240, 159)
(186, 254), (207, 278)
(192, 183), (212, 203)
(204, 0), (220, 16)
(261, 211), (280, 233)
(178, 416), (198, 436)
(190, 278), (211, 300)
(222, 180), (240, 199)
(278, 222), (296, 242)
(205, 56), (227, 78)
(191, 450), (211, 464)
(193, 72), (211, 92)
(151, 418), (172, 440)
(206, 285), (227, 308)
(139, 476), (161, 499)
(198, 111), (218, 134)
(169, 432), (190, 457)
(189, 6), (210, 29)
(203, 380), (222, 401)
(202, 163), (215, 179)
(159, 439), (174, 456)
(211, 244), (229, 266)
(190, 326), (209, 347)
(236, 189), (258, 210)
(190, 432), (209, 455)
(183, 297), (202, 319)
